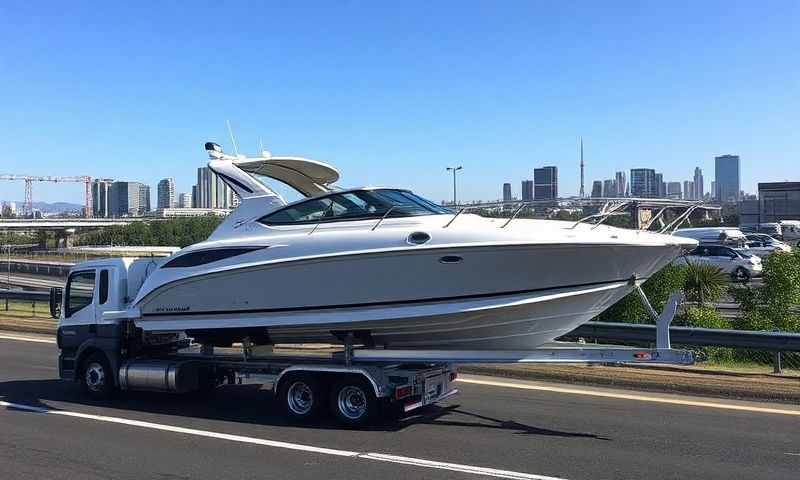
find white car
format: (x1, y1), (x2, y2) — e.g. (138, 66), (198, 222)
(676, 245), (762, 282)
(744, 233), (792, 257)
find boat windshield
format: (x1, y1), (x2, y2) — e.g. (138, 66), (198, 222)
(259, 189), (453, 225)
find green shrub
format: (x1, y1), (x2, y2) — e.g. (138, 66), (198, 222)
(683, 263), (728, 306)
(730, 251), (800, 333)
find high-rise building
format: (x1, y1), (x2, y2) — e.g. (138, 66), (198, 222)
(178, 192), (193, 209)
(630, 168), (658, 198)
(91, 179), (113, 218)
(602, 179), (616, 197)
(521, 180), (533, 202)
(683, 180), (694, 200)
(715, 155), (741, 203)
(654, 173), (666, 198)
(109, 181), (146, 217)
(693, 167), (704, 201)
(533, 166), (558, 201)
(502, 183), (512, 203)
(196, 167), (237, 209)
(139, 184), (151, 215)
(191, 185), (198, 208)
(615, 171), (627, 197)
(666, 182), (682, 199)
(591, 180), (602, 198)
(157, 178), (176, 209)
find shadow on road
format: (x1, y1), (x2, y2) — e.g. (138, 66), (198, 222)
(0, 378), (609, 440)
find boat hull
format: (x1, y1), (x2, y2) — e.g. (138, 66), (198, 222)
(133, 242), (682, 349)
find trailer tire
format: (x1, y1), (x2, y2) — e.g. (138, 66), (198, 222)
(79, 352), (117, 401)
(329, 377), (378, 427)
(277, 374), (324, 422)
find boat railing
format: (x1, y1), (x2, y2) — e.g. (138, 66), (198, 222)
(442, 197), (718, 233)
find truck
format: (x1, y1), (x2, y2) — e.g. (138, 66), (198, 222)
(49, 257), (693, 426)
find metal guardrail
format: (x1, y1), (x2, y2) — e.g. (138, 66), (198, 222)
(0, 289), (49, 301)
(565, 321), (800, 351)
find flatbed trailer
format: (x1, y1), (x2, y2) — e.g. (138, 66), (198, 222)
(53, 289), (691, 426)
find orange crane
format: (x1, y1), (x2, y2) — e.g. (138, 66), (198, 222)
(0, 174), (93, 217)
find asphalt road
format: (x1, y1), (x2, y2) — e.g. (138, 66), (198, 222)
(1, 334), (798, 480)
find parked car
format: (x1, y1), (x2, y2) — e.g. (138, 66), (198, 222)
(744, 233), (792, 257)
(741, 223), (783, 239)
(674, 227), (748, 248)
(675, 245), (762, 282)
(779, 220), (800, 247)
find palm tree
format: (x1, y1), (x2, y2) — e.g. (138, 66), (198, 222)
(683, 262), (729, 306)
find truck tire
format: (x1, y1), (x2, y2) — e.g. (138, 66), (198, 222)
(329, 377), (378, 427)
(277, 374), (324, 422)
(80, 352), (117, 400)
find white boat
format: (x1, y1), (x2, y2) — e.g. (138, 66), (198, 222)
(126, 143), (697, 350)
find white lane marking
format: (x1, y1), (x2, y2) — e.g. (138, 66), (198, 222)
(361, 453), (563, 480)
(785, 453), (800, 456)
(0, 400), (563, 480)
(0, 333), (56, 344)
(457, 378), (800, 417)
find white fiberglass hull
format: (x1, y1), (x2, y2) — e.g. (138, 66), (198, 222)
(132, 241), (685, 350)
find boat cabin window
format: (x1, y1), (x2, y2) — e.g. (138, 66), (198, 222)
(66, 270), (96, 317)
(259, 189), (452, 225)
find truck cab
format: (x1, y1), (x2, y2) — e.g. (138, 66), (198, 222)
(50, 257), (166, 395)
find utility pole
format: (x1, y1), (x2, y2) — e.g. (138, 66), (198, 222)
(446, 166), (463, 206)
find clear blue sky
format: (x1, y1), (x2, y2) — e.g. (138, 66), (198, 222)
(1, 1), (798, 204)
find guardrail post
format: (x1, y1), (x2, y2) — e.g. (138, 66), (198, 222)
(773, 351), (782, 374)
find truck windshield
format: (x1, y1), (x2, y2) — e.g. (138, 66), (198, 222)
(259, 189), (452, 225)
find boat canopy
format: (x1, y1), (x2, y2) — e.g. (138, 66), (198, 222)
(204, 142), (340, 199)
(234, 156), (340, 196)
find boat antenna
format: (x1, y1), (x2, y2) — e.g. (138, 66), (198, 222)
(226, 120), (240, 156)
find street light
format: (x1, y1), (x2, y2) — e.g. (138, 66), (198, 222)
(446, 166), (463, 206)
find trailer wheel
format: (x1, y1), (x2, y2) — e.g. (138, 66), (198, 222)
(80, 352), (117, 400)
(329, 378), (378, 427)
(277, 374), (323, 421)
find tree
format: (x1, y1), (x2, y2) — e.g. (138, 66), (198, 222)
(730, 250), (800, 332)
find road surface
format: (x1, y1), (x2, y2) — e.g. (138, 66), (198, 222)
(0, 333), (798, 480)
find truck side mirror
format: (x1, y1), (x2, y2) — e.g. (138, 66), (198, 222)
(49, 287), (62, 319)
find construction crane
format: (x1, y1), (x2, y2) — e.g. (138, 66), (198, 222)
(0, 174), (93, 217)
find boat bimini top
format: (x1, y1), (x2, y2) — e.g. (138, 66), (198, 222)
(204, 142), (340, 199)
(203, 142), (343, 240)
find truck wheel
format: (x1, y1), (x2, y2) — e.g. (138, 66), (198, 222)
(733, 267), (750, 283)
(80, 352), (117, 400)
(277, 374), (323, 422)
(329, 378), (378, 427)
